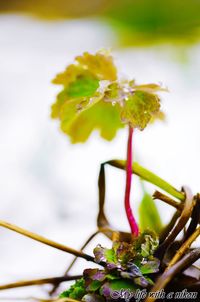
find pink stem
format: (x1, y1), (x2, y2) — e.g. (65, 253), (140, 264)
(124, 126), (139, 236)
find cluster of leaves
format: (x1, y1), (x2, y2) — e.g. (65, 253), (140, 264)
(51, 50), (166, 143)
(60, 231), (160, 301)
(60, 278), (87, 300)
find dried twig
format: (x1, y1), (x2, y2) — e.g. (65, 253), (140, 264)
(153, 191), (182, 210)
(159, 210), (180, 244)
(166, 226), (200, 269)
(0, 220), (96, 264)
(156, 186), (195, 259)
(0, 275), (82, 291)
(183, 194), (200, 242)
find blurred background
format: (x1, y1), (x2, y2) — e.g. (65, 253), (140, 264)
(0, 0), (200, 300)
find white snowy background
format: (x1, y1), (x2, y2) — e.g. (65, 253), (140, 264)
(0, 15), (200, 301)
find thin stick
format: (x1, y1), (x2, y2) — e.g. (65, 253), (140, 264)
(159, 210), (180, 244)
(153, 191), (182, 211)
(0, 220), (96, 263)
(183, 195), (200, 241)
(0, 298), (80, 302)
(0, 275), (82, 291)
(124, 126), (139, 235)
(156, 186), (194, 259)
(166, 226), (200, 269)
(65, 230), (100, 275)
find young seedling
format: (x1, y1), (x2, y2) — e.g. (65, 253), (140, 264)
(0, 50), (199, 302)
(51, 50), (166, 235)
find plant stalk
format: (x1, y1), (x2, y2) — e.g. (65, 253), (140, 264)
(153, 191), (182, 210)
(124, 126), (139, 235)
(0, 220), (96, 264)
(167, 226), (200, 269)
(0, 275), (82, 291)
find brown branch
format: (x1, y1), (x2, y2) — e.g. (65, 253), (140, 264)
(156, 186), (195, 259)
(66, 230), (100, 275)
(0, 220), (95, 263)
(0, 275), (82, 291)
(145, 248), (200, 302)
(166, 226), (200, 269)
(159, 210), (180, 244)
(183, 194), (200, 241)
(153, 191), (182, 211)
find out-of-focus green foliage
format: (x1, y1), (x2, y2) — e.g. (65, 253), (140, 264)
(60, 278), (86, 299)
(1, 0), (200, 45)
(139, 193), (163, 234)
(106, 0), (200, 45)
(51, 51), (165, 143)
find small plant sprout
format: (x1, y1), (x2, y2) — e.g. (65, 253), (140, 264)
(0, 50), (199, 302)
(51, 50), (167, 235)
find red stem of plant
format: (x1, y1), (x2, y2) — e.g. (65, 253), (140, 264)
(124, 126), (139, 236)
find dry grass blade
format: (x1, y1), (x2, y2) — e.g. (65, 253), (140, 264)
(0, 220), (95, 263)
(0, 275), (82, 291)
(65, 230), (100, 275)
(97, 163), (112, 238)
(97, 162), (133, 242)
(156, 186), (195, 258)
(0, 297), (78, 301)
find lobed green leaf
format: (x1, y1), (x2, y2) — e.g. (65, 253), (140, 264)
(51, 51), (166, 143)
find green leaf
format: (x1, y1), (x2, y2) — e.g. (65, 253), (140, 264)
(60, 278), (86, 299)
(51, 74), (100, 119)
(140, 258), (160, 274)
(139, 193), (163, 234)
(60, 99), (124, 143)
(107, 279), (137, 291)
(100, 280), (137, 297)
(52, 50), (117, 86)
(87, 280), (102, 292)
(120, 91), (161, 130)
(106, 274), (119, 280)
(136, 230), (159, 257)
(104, 248), (117, 264)
(75, 51), (117, 81)
(67, 76), (99, 98)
